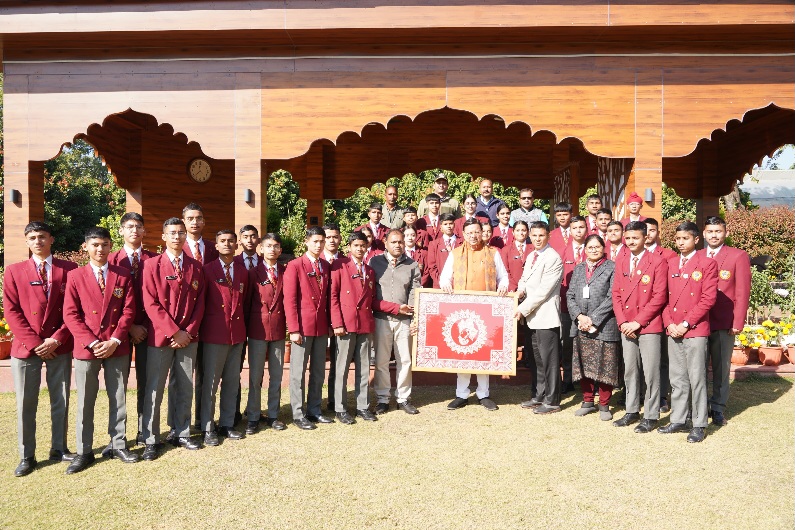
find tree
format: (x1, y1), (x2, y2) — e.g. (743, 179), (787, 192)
(661, 183), (696, 221)
(762, 144), (795, 170)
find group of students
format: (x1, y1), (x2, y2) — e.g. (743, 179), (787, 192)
(5, 185), (751, 478)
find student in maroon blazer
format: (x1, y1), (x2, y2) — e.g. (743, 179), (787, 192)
(419, 193), (443, 242)
(198, 230), (249, 446)
(500, 220), (533, 293)
(605, 221), (628, 262)
(4, 221), (77, 477)
(660, 222), (718, 443)
(403, 226), (431, 287)
(355, 202), (390, 243)
(402, 207), (431, 249)
(330, 232), (380, 424)
(611, 221), (669, 433)
(283, 226), (334, 430)
(426, 213), (462, 288)
(63, 227), (138, 474)
(489, 204), (514, 250)
(454, 195), (486, 240)
(108, 212), (158, 444)
(559, 216), (588, 393)
(701, 216), (751, 426)
(548, 202), (573, 256)
(140, 217), (206, 460)
(245, 233), (288, 433)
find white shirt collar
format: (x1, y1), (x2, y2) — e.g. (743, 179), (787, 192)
(706, 244), (724, 256)
(165, 249), (184, 264)
(32, 255), (53, 267)
(681, 250), (697, 261)
(124, 245), (142, 259)
(646, 243), (658, 253)
(629, 248), (644, 261)
(90, 262), (109, 277)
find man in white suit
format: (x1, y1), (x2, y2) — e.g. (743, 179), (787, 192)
(515, 221), (564, 414)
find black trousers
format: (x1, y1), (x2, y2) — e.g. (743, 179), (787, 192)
(528, 327), (561, 406)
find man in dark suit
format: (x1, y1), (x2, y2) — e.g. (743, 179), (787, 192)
(4, 221), (77, 477)
(330, 232), (380, 424)
(245, 233), (288, 433)
(108, 212), (157, 444)
(140, 218), (206, 460)
(702, 216), (751, 426)
(63, 227), (138, 473)
(660, 222), (717, 443)
(283, 226), (334, 430)
(425, 213), (461, 288)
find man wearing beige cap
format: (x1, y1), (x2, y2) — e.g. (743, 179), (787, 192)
(418, 174), (461, 219)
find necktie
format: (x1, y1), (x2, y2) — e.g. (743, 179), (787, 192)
(268, 266), (277, 284)
(575, 246), (583, 263)
(445, 238), (452, 252)
(38, 261), (49, 298)
(131, 251), (140, 278)
(708, 251), (715, 259)
(246, 256), (254, 270)
(174, 257), (183, 282)
(224, 263), (233, 286)
(630, 256), (639, 275)
(407, 249), (414, 258)
(502, 228), (507, 239)
(563, 229), (570, 244)
(97, 269), (106, 294)
(518, 243), (525, 254)
(680, 257), (688, 273)
(193, 242), (203, 264)
(357, 262), (365, 285)
(313, 260), (322, 286)
(432, 218), (437, 229)
(611, 248), (618, 261)
(531, 252), (539, 268)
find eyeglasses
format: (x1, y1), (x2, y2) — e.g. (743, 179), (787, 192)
(585, 246), (603, 251)
(165, 231), (187, 237)
(520, 196), (533, 200)
(122, 224), (144, 231)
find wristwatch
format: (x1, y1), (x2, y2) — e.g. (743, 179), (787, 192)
(682, 321), (690, 329)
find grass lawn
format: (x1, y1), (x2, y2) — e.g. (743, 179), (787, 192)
(0, 378), (793, 529)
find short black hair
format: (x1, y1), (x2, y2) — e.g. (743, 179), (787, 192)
(84, 226), (111, 242)
(403, 206), (418, 215)
(497, 203), (512, 213)
(120, 212), (144, 226)
(607, 220), (624, 230)
(529, 221), (550, 233)
(596, 208), (612, 217)
(570, 215), (587, 225)
(385, 228), (405, 241)
(368, 202), (382, 212)
(239, 224), (258, 235)
(216, 229), (237, 241)
(675, 221), (700, 238)
(24, 221), (53, 236)
(182, 203), (204, 215)
(163, 217), (185, 231)
(348, 231), (368, 245)
(553, 202), (573, 213)
(583, 234), (605, 248)
(624, 221), (647, 234)
(322, 223), (340, 233)
(261, 232), (282, 244)
(463, 217), (483, 230)
(425, 193), (441, 203)
(513, 220), (529, 231)
(704, 216), (727, 228)
(440, 213), (456, 223)
(644, 218), (660, 228)
(305, 226), (325, 239)
(586, 194), (601, 202)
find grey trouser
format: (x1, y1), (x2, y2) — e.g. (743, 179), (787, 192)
(335, 332), (371, 412)
(560, 312), (574, 385)
(201, 342), (244, 431)
(246, 338), (285, 421)
(289, 335), (328, 419)
(374, 316), (413, 404)
(529, 327), (561, 406)
(12, 353), (71, 458)
(621, 333), (662, 419)
(131, 341), (148, 433)
(143, 342), (198, 444)
(167, 342), (204, 428)
(708, 329), (733, 413)
(74, 355), (129, 454)
(668, 336), (709, 428)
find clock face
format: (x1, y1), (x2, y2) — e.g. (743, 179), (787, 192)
(188, 158), (212, 183)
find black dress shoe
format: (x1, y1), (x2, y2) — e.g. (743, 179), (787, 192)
(374, 403), (390, 415)
(171, 436), (202, 450)
(307, 414), (334, 424)
(533, 404), (561, 415)
(356, 409), (378, 422)
(107, 448), (141, 463)
(165, 429), (177, 443)
(49, 448), (76, 462)
(687, 427), (706, 443)
(294, 417), (317, 430)
(398, 400), (419, 414)
(447, 397), (469, 410)
(218, 427), (244, 440)
(520, 398), (542, 409)
(264, 418), (287, 431)
(634, 418), (659, 433)
(336, 411), (356, 425)
(561, 382), (576, 395)
(657, 422), (688, 434)
(711, 411), (728, 426)
(245, 421), (259, 435)
(660, 398), (670, 413)
(479, 397), (499, 411)
(14, 457), (37, 477)
(65, 453), (96, 475)
(204, 431), (220, 446)
(142, 444), (159, 461)
(613, 412), (641, 427)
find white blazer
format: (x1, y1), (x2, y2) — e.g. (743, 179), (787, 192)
(516, 245), (563, 329)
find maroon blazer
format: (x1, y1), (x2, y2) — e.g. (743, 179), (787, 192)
(611, 251), (669, 334)
(234, 252), (263, 271)
(108, 247), (158, 326)
(548, 227), (571, 256)
(650, 244), (677, 261)
(490, 225), (514, 250)
(453, 214), (490, 240)
(283, 255), (331, 337)
(364, 248), (384, 265)
(330, 258), (377, 334)
(620, 215), (647, 228)
(63, 264), (136, 360)
(200, 260), (249, 345)
(426, 236), (463, 288)
(142, 253), (206, 347)
(662, 252), (718, 338)
(605, 242), (629, 262)
(405, 247), (431, 287)
(700, 246), (751, 331)
(500, 241), (533, 292)
(405, 226), (430, 250)
(418, 216), (443, 242)
(3, 258), (77, 359)
(355, 223), (389, 242)
(558, 241), (586, 313)
(182, 237), (219, 265)
(247, 262), (287, 342)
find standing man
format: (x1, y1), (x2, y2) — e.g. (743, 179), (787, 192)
(659, 222), (718, 443)
(233, 224), (261, 423)
(199, 230), (249, 446)
(440, 218), (509, 411)
(381, 185), (406, 229)
(585, 195), (602, 234)
(4, 221), (77, 477)
(611, 221), (669, 433)
(426, 213), (461, 289)
(370, 230), (422, 415)
(644, 218), (677, 261)
(548, 202), (573, 255)
(330, 232), (380, 424)
(418, 174), (461, 218)
(283, 226), (334, 430)
(702, 216), (751, 426)
(474, 178), (506, 227)
(605, 221), (626, 262)
(595, 208), (612, 239)
(516, 221), (564, 414)
(246, 233), (288, 433)
(322, 223), (344, 412)
(419, 193), (443, 242)
(141, 217), (206, 459)
(559, 216), (588, 393)
(356, 203), (389, 243)
(509, 187), (548, 227)
(109, 212), (157, 445)
(63, 227), (138, 473)
(620, 192), (647, 227)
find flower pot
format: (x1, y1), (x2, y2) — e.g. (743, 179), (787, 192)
(730, 347), (751, 366)
(0, 339), (12, 360)
(758, 346), (784, 366)
(784, 345), (795, 365)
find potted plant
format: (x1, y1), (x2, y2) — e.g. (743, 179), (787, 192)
(0, 317), (13, 360)
(779, 315), (794, 364)
(732, 330), (754, 365)
(756, 320), (785, 366)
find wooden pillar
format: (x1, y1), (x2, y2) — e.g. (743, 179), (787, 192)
(568, 163), (581, 213)
(628, 71), (663, 221)
(305, 143), (325, 227)
(233, 73), (265, 235)
(695, 144), (721, 230)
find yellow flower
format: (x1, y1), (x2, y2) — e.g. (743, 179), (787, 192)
(743, 326), (752, 333)
(737, 334), (747, 342)
(770, 331), (778, 337)
(762, 320), (775, 328)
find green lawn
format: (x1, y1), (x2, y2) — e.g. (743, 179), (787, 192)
(0, 379), (793, 529)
